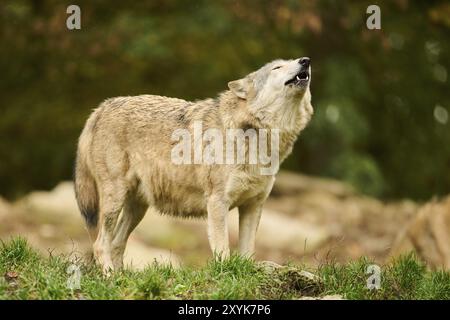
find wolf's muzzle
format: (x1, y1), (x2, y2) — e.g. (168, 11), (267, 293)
(299, 57), (310, 68)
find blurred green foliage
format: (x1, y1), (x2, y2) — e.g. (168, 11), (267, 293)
(0, 0), (449, 199)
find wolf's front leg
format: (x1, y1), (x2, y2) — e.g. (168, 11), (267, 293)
(206, 196), (230, 259)
(238, 202), (263, 257)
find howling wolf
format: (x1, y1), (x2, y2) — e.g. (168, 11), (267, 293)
(75, 57), (313, 271)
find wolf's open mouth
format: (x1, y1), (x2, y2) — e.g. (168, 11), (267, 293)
(285, 71), (310, 86)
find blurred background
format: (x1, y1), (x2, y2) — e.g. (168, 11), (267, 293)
(0, 1), (449, 269)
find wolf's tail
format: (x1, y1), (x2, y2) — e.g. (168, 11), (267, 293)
(74, 109), (100, 239)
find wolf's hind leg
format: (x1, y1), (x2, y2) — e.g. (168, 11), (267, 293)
(93, 181), (127, 273)
(111, 194), (148, 269)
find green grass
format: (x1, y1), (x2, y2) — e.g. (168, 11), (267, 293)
(0, 237), (449, 300)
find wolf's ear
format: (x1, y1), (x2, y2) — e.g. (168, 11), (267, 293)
(228, 78), (249, 99)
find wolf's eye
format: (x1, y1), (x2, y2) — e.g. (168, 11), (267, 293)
(272, 66), (282, 70)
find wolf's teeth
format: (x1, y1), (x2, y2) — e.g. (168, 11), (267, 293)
(296, 75), (300, 81)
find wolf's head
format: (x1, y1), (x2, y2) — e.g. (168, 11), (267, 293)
(228, 58), (312, 128)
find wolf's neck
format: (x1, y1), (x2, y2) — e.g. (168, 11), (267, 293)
(277, 89), (314, 161)
(218, 89), (313, 164)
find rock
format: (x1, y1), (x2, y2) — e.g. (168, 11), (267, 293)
(298, 270), (321, 283)
(235, 208), (330, 255)
(12, 182), (184, 268)
(1, 175), (430, 270)
(19, 181), (79, 217)
(272, 171), (354, 197)
(273, 266), (324, 295)
(299, 294), (345, 300)
(135, 209), (206, 251)
(138, 206), (331, 261)
(390, 196), (450, 269)
(124, 237), (181, 269)
(258, 260), (283, 272)
(260, 262), (325, 296)
(0, 196), (13, 220)
(0, 197), (10, 215)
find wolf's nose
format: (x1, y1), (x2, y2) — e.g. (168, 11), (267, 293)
(299, 57), (310, 67)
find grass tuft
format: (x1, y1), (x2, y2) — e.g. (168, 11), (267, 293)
(0, 238), (448, 300)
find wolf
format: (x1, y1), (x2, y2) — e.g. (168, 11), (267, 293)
(75, 57), (313, 271)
